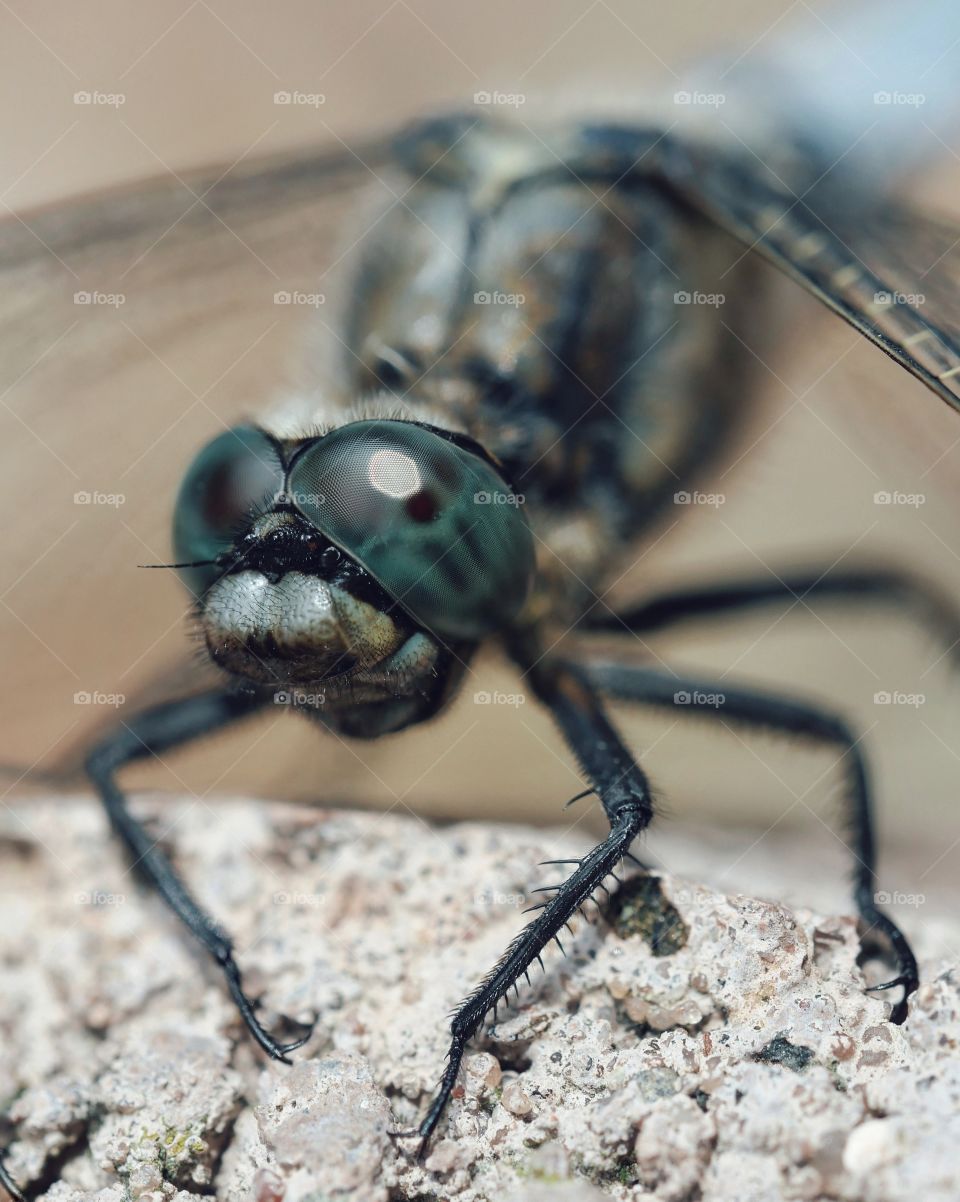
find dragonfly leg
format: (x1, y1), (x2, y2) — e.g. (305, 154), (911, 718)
(394, 647), (654, 1153)
(585, 565), (960, 662)
(85, 688), (313, 1061)
(579, 659), (919, 1023)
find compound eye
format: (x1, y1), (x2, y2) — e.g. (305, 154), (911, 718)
(172, 426), (284, 597)
(287, 420), (535, 640)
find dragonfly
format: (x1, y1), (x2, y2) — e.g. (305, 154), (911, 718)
(4, 5), (960, 1197)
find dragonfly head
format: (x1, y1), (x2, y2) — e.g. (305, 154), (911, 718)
(171, 420), (535, 735)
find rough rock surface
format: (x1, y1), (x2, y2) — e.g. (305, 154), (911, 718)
(1, 796), (958, 1202)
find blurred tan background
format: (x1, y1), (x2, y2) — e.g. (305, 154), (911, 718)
(2, 0), (797, 210)
(2, 1), (959, 926)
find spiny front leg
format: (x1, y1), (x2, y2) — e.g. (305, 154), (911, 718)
(404, 806), (646, 1150)
(396, 641), (655, 1152)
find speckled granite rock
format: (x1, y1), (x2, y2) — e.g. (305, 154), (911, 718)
(1, 797), (957, 1202)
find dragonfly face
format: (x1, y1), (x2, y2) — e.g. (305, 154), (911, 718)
(172, 416), (534, 736)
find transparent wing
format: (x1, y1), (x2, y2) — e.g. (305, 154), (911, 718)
(0, 137), (394, 789)
(662, 138), (960, 415)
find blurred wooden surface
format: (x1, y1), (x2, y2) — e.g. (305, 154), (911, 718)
(2, 1), (959, 912)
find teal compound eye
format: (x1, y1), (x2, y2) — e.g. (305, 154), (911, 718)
(286, 420), (535, 641)
(172, 426), (284, 597)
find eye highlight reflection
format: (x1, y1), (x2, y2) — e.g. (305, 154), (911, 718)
(367, 447), (422, 499)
